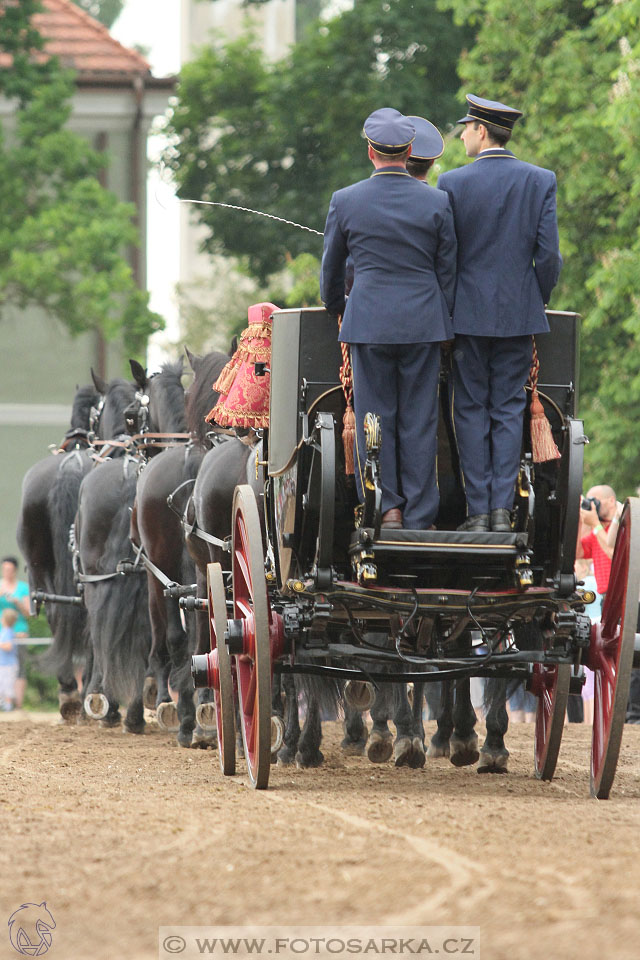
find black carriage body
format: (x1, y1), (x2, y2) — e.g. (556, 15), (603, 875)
(261, 307), (592, 704)
(267, 307), (351, 589)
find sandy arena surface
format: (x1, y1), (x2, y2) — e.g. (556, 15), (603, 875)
(2, 711), (640, 960)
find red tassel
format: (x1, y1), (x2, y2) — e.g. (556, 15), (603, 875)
(530, 388), (561, 462)
(343, 403), (356, 475)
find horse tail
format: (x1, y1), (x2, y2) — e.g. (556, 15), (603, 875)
(45, 451), (90, 673)
(98, 489), (151, 703)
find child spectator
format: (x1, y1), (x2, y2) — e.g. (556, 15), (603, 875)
(0, 608), (19, 711)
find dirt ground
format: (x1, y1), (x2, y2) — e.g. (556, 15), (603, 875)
(2, 710), (640, 960)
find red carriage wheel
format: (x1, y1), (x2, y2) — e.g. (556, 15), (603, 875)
(531, 662), (570, 781)
(587, 499), (640, 799)
(207, 562), (236, 776)
(232, 485), (272, 789)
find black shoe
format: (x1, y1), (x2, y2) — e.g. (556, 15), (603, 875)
(457, 514), (490, 532)
(491, 508), (512, 532)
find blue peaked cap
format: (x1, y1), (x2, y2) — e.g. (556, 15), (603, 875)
(405, 116), (444, 161)
(363, 108), (415, 156)
(457, 94), (523, 130)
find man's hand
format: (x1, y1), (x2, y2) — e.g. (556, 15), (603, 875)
(580, 499), (599, 529)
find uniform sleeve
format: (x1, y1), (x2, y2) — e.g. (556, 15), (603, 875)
(434, 197), (457, 315)
(534, 174), (563, 304)
(320, 193), (348, 316)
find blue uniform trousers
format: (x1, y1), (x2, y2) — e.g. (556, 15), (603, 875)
(452, 335), (533, 516)
(350, 342), (440, 530)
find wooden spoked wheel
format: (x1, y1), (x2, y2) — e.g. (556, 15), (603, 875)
(207, 562), (235, 776)
(531, 662), (570, 781)
(587, 499), (640, 799)
(232, 485), (272, 789)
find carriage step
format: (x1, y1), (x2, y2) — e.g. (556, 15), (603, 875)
(350, 528), (528, 560)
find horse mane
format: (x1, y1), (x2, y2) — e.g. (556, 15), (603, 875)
(70, 384), (100, 430)
(149, 359), (187, 433)
(99, 378), (137, 439)
(185, 351), (231, 445)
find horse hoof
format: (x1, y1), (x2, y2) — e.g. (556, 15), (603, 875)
(426, 739), (450, 759)
(123, 721), (145, 735)
(84, 693), (109, 720)
(236, 736), (245, 760)
(59, 692), (82, 721)
(195, 702), (216, 732)
(295, 748), (324, 769)
(99, 714), (121, 729)
(341, 735), (368, 757)
(191, 726), (217, 749)
(142, 676), (158, 710)
(477, 750), (509, 774)
(394, 737), (426, 769)
(277, 745), (296, 766)
(408, 737), (426, 769)
(344, 680), (376, 711)
(367, 731), (393, 764)
(394, 736), (413, 767)
(156, 701), (180, 732)
(449, 733), (479, 767)
(271, 715), (285, 754)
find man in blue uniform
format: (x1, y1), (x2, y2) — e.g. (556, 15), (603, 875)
(438, 95), (562, 532)
(320, 108), (457, 530)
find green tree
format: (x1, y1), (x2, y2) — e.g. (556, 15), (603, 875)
(164, 0), (473, 281)
(71, 0), (124, 29)
(0, 0), (162, 358)
(440, 0), (640, 493)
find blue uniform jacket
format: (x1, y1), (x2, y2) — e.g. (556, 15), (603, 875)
(437, 149), (562, 337)
(320, 167), (457, 344)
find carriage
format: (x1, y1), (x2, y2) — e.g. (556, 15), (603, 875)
(192, 307), (640, 796)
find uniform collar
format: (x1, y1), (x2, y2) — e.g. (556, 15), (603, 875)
(370, 165), (411, 177)
(474, 148), (516, 161)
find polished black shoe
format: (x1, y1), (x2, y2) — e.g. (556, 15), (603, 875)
(490, 508), (512, 532)
(457, 513), (490, 532)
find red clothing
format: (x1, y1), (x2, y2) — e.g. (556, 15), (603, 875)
(581, 522), (612, 595)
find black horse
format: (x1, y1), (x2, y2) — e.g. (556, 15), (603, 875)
(128, 351), (230, 747)
(74, 372), (151, 734)
(17, 384), (99, 720)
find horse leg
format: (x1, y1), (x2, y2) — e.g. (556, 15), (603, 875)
(295, 688), (324, 768)
(427, 680), (453, 758)
(449, 677), (479, 766)
(367, 684), (394, 763)
(277, 673), (300, 766)
(191, 573), (217, 741)
(123, 694), (146, 735)
(393, 683), (426, 768)
(341, 701), (368, 756)
(479, 678), (509, 773)
(412, 681), (425, 743)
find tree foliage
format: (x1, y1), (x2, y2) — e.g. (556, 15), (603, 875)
(71, 0), (124, 29)
(164, 0), (473, 281)
(0, 0), (162, 357)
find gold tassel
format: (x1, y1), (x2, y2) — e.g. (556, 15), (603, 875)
(530, 388), (561, 462)
(343, 403), (356, 475)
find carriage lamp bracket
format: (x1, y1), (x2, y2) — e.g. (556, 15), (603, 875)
(254, 362), (270, 377)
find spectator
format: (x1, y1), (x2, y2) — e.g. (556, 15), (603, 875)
(0, 608), (19, 710)
(0, 556), (30, 709)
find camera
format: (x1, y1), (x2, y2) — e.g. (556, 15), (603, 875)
(581, 496), (602, 517)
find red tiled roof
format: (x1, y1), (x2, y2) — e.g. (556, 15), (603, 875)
(0, 0), (151, 77)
